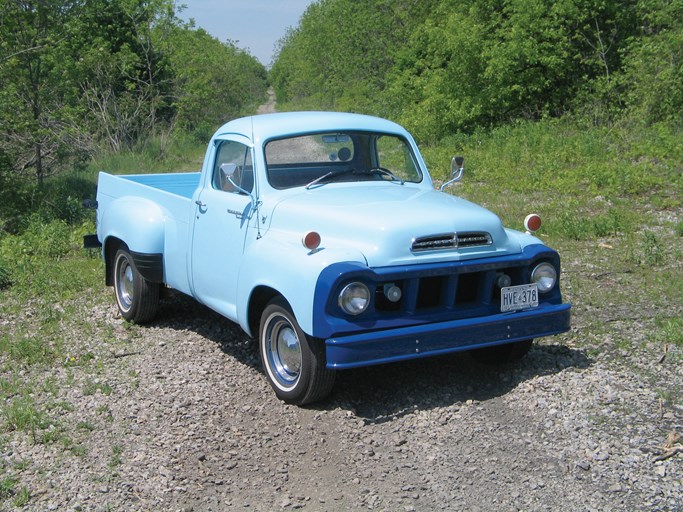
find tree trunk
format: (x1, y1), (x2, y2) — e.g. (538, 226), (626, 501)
(35, 141), (43, 186)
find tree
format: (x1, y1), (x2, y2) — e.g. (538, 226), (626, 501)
(75, 0), (177, 151)
(164, 25), (267, 138)
(0, 0), (81, 185)
(620, 0), (683, 124)
(270, 0), (438, 113)
(271, 0), (647, 142)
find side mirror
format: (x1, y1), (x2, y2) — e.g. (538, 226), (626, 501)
(440, 155), (464, 191)
(219, 162), (238, 184)
(220, 162), (248, 195)
(219, 162), (259, 210)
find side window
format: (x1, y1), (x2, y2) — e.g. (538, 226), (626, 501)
(213, 140), (254, 194)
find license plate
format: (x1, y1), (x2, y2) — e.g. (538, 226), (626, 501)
(501, 283), (538, 312)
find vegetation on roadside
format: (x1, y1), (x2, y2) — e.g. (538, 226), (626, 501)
(0, 0), (267, 187)
(272, 0), (682, 141)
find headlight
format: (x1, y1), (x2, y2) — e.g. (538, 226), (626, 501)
(338, 282), (370, 315)
(531, 262), (557, 293)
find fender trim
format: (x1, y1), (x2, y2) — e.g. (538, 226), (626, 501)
(130, 251), (164, 283)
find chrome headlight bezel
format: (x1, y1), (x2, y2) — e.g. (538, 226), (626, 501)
(338, 282), (371, 315)
(531, 262), (557, 293)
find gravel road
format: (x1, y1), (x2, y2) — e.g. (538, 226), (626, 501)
(4, 287), (680, 511)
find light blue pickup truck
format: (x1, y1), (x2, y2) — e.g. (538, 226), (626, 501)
(90, 111), (571, 404)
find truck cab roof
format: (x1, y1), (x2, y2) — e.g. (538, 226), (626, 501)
(213, 111), (411, 144)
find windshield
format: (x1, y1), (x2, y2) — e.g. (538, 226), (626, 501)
(265, 131), (422, 189)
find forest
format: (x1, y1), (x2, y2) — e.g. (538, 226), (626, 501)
(0, 0), (681, 305)
(0, 0), (268, 236)
(272, 0), (682, 142)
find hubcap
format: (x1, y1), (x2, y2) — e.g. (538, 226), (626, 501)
(117, 257), (134, 311)
(265, 315), (302, 388)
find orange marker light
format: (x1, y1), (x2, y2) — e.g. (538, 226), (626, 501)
(303, 231), (321, 250)
(524, 214), (542, 233)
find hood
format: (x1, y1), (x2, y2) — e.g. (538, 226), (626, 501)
(265, 183), (521, 267)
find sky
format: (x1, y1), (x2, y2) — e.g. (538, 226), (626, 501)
(177, 0), (316, 66)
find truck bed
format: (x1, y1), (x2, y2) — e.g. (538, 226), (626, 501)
(115, 172), (201, 199)
(96, 171), (202, 296)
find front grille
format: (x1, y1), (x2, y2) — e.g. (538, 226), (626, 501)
(411, 231), (492, 252)
(374, 264), (525, 316)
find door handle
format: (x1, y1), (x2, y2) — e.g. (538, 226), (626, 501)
(195, 200), (206, 208)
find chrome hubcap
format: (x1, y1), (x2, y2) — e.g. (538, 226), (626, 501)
(265, 315), (302, 388)
(117, 257), (134, 311)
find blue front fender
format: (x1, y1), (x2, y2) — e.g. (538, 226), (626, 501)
(236, 236), (367, 336)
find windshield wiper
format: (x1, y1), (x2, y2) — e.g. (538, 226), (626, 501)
(305, 168), (355, 189)
(305, 167), (405, 189)
(359, 167), (405, 185)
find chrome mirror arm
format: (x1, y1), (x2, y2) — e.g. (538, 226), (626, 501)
(227, 176), (263, 238)
(440, 155), (464, 191)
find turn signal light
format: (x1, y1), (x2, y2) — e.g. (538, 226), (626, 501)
(524, 214), (542, 233)
(302, 231), (321, 250)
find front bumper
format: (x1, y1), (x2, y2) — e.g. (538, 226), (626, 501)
(325, 303), (571, 369)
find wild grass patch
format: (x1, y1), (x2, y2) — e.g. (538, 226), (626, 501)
(0, 334), (61, 366)
(675, 220), (683, 238)
(109, 444), (124, 469)
(657, 316), (683, 348)
(0, 476), (17, 499)
(546, 205), (632, 241)
(83, 380), (113, 396)
(90, 132), (205, 177)
(424, 118), (681, 207)
(1, 397), (50, 434)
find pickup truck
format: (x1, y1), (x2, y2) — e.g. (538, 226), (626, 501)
(90, 111), (571, 404)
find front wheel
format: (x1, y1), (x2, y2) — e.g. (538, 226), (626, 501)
(259, 297), (335, 405)
(470, 339), (533, 365)
(113, 248), (159, 324)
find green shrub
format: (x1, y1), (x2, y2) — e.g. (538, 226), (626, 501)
(11, 216), (72, 260)
(0, 258), (10, 289)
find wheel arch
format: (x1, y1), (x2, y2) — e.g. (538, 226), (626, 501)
(103, 236), (164, 286)
(246, 285), (282, 338)
(237, 238), (367, 337)
(104, 237), (126, 286)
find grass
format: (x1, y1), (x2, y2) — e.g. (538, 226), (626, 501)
(422, 116), (683, 414)
(0, 116), (681, 508)
(83, 380), (113, 396)
(109, 444), (123, 469)
(657, 316), (683, 348)
(2, 397), (50, 434)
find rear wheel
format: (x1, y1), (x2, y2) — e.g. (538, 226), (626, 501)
(113, 248), (159, 323)
(470, 339), (533, 365)
(259, 297), (335, 405)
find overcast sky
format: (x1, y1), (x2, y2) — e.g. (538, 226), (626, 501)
(177, 0), (316, 66)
